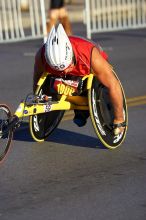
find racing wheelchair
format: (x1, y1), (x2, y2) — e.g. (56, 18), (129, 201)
(0, 70), (128, 163)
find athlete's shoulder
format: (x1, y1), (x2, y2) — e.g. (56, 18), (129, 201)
(35, 44), (44, 57)
(69, 35), (96, 46)
(34, 44), (46, 68)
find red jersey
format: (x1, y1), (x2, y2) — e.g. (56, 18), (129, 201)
(41, 36), (108, 77)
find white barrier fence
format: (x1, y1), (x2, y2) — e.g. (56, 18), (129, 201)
(0, 0), (47, 43)
(85, 0), (146, 38)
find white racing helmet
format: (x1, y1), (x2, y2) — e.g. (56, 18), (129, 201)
(45, 23), (73, 71)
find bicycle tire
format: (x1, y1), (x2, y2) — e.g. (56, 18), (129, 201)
(0, 104), (13, 163)
(88, 74), (128, 149)
(29, 77), (65, 142)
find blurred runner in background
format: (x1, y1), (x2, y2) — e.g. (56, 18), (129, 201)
(46, 0), (72, 35)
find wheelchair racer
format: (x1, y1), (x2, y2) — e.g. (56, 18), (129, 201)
(33, 23), (126, 135)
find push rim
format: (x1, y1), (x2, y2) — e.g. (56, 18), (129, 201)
(88, 76), (128, 149)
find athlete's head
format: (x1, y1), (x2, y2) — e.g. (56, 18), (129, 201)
(45, 23), (73, 71)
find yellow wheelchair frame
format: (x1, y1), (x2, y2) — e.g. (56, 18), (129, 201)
(14, 72), (93, 118)
(0, 71), (128, 162)
(0, 70), (128, 163)
(13, 70), (127, 149)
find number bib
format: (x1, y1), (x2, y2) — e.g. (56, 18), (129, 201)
(52, 78), (83, 96)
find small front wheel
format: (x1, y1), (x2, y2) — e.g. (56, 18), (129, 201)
(0, 104), (13, 163)
(88, 76), (128, 149)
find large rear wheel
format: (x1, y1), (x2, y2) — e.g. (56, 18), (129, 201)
(88, 75), (128, 149)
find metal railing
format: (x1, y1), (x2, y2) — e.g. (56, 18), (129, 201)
(0, 0), (47, 43)
(85, 0), (146, 39)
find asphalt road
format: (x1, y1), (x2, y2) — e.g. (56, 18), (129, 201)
(0, 25), (146, 220)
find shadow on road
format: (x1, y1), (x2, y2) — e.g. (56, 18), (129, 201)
(13, 122), (104, 149)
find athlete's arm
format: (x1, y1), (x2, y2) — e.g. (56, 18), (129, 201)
(91, 47), (124, 123)
(33, 47), (45, 92)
